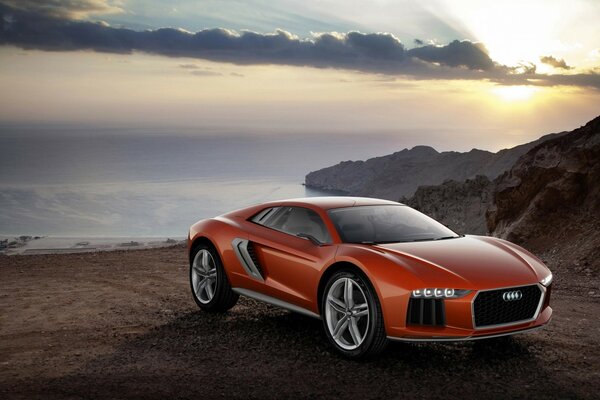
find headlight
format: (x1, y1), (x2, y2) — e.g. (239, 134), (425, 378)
(411, 288), (471, 298)
(540, 273), (553, 287)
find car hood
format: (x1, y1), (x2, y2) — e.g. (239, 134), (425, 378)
(375, 235), (548, 289)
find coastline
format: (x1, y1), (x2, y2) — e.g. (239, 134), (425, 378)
(0, 235), (186, 256)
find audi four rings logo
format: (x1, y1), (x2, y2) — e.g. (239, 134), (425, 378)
(502, 290), (523, 301)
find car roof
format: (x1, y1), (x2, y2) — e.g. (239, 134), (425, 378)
(221, 196), (404, 220)
(274, 196), (402, 210)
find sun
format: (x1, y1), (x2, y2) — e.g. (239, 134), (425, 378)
(444, 1), (566, 67)
(491, 85), (538, 102)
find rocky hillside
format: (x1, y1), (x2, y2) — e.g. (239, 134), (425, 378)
(305, 133), (564, 200)
(308, 115), (600, 271)
(487, 115), (600, 270)
(401, 175), (493, 235)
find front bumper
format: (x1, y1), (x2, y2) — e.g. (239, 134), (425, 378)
(383, 284), (553, 341)
(388, 308), (552, 342)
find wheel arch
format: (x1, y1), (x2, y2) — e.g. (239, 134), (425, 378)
(189, 236), (217, 263)
(317, 261), (372, 315)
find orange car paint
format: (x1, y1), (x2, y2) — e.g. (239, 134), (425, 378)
(189, 197), (552, 341)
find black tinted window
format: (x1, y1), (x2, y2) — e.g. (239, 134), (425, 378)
(254, 206), (331, 244)
(251, 207), (278, 224)
(328, 205), (458, 244)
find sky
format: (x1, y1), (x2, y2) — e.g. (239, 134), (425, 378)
(1, 0), (599, 151)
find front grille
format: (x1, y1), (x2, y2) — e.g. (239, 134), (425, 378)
(473, 285), (542, 328)
(407, 298), (445, 326)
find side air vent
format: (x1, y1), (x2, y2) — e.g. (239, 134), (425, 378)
(246, 242), (265, 278)
(407, 298), (445, 326)
(231, 238), (265, 281)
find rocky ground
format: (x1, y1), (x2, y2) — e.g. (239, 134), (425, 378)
(1, 246), (599, 399)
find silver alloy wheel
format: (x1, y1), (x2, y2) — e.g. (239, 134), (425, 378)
(325, 277), (370, 350)
(191, 249), (218, 304)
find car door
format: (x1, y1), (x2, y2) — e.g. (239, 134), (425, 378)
(244, 206), (337, 313)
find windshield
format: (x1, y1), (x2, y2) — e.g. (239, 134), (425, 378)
(328, 205), (459, 244)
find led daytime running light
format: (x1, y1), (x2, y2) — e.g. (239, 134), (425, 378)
(411, 288), (470, 298)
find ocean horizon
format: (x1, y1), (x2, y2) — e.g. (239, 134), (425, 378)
(0, 124), (409, 237)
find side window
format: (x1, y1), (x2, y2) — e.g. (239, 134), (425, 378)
(251, 206), (288, 228)
(264, 207), (291, 230)
(251, 206), (332, 243)
(251, 207), (278, 224)
(265, 207), (331, 243)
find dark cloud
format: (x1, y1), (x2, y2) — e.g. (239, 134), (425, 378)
(0, 0), (122, 19)
(509, 62), (537, 74)
(540, 55), (572, 70)
(0, 4), (493, 73)
(0, 2), (598, 89)
(407, 40), (495, 70)
(527, 72), (600, 87)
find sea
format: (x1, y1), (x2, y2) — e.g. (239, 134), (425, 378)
(0, 123), (407, 237)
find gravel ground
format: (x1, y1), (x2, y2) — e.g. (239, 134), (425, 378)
(1, 246), (599, 399)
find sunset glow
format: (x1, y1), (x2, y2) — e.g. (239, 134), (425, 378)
(491, 86), (539, 102)
(0, 0), (598, 148)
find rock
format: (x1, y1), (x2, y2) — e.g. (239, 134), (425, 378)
(487, 115), (600, 270)
(305, 133), (565, 200)
(305, 115), (600, 271)
(402, 175), (493, 235)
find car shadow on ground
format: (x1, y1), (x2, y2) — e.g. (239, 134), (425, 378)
(17, 301), (580, 399)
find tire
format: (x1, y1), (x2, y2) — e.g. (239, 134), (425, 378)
(189, 243), (238, 312)
(321, 270), (387, 358)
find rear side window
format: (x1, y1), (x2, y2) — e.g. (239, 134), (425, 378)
(251, 207), (278, 224)
(251, 206), (331, 244)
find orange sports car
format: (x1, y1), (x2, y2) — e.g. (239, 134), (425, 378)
(188, 197), (553, 358)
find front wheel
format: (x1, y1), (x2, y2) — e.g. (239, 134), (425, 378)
(322, 270), (387, 358)
(190, 243), (238, 312)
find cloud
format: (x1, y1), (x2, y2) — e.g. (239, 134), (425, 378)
(191, 70), (223, 77)
(0, 4), (492, 72)
(177, 63), (222, 76)
(540, 55), (572, 70)
(407, 40), (494, 70)
(0, 0), (122, 19)
(178, 63), (200, 70)
(0, 2), (598, 89)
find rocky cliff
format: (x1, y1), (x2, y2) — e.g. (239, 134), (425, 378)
(401, 175), (493, 235)
(305, 133), (563, 200)
(487, 116), (600, 269)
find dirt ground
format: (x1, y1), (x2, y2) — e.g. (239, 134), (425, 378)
(1, 246), (599, 399)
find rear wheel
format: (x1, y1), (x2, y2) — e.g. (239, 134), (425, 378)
(322, 270), (387, 358)
(190, 243), (238, 312)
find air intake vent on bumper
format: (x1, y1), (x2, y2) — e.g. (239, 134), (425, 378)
(407, 298), (445, 326)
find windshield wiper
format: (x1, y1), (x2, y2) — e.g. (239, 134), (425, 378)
(409, 236), (460, 242)
(434, 235), (460, 241)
